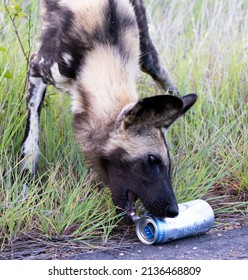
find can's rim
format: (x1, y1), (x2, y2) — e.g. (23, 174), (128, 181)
(135, 215), (158, 245)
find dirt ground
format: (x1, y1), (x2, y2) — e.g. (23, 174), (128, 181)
(1, 214), (247, 260)
(66, 225), (248, 260)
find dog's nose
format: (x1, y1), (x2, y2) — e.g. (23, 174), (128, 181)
(167, 205), (179, 218)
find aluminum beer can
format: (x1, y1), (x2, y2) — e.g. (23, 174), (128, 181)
(135, 199), (214, 245)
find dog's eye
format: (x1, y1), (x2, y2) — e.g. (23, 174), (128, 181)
(148, 155), (161, 165)
(148, 155), (156, 164)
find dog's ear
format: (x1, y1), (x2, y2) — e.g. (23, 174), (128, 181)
(117, 94), (197, 129)
(180, 94), (198, 115)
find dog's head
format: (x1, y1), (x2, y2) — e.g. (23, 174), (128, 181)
(101, 94), (197, 224)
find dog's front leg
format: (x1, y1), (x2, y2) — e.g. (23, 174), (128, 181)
(20, 54), (47, 177)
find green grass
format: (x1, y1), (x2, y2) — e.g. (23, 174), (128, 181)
(0, 0), (247, 252)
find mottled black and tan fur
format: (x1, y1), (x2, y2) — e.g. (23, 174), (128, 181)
(20, 0), (197, 224)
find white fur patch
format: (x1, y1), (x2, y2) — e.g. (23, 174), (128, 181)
(62, 52), (73, 67)
(50, 62), (71, 91)
(39, 57), (45, 65)
(50, 63), (65, 84)
(21, 77), (46, 175)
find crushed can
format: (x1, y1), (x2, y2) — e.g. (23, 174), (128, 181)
(135, 199), (214, 245)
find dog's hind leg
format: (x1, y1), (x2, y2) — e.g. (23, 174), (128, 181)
(131, 0), (178, 94)
(20, 54), (47, 177)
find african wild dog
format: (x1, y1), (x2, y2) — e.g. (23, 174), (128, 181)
(20, 0), (197, 224)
